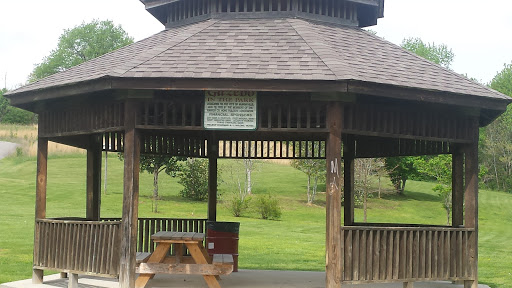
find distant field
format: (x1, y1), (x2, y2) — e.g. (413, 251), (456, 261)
(0, 153), (511, 287)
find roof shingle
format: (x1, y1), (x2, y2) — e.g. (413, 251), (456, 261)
(8, 18), (509, 101)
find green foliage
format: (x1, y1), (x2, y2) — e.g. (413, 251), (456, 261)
(490, 62), (512, 96)
(29, 20), (133, 82)
(401, 37), (454, 68)
(414, 155), (453, 224)
(480, 63), (512, 191)
(178, 158), (210, 201)
(254, 194), (282, 220)
(227, 195), (251, 217)
(139, 155), (182, 177)
(384, 157), (418, 194)
(0, 89), (36, 124)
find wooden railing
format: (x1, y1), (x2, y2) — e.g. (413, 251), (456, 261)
(341, 226), (476, 284)
(103, 217), (207, 253)
(34, 218), (121, 278)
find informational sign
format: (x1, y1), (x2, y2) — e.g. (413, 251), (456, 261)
(204, 91), (257, 130)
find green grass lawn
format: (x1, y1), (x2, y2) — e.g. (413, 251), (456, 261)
(0, 154), (511, 287)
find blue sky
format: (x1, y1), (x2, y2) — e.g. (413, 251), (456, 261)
(1, 0), (511, 89)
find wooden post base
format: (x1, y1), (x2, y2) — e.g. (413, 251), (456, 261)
(465, 280), (478, 288)
(403, 282), (414, 288)
(32, 269), (43, 284)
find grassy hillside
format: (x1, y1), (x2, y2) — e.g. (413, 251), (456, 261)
(0, 154), (511, 287)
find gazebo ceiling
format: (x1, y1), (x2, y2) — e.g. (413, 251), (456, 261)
(6, 17), (510, 119)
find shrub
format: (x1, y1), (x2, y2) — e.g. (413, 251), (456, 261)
(178, 158), (209, 201)
(255, 194), (281, 220)
(227, 195), (251, 217)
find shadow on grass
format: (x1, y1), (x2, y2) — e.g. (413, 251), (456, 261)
(381, 190), (440, 203)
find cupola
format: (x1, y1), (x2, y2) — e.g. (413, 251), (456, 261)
(141, 0), (384, 28)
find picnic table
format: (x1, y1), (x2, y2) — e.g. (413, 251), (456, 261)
(135, 231), (234, 288)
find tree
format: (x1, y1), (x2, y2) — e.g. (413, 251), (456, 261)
(384, 156), (417, 194)
(480, 63), (512, 191)
(401, 37), (454, 68)
(355, 158), (384, 222)
(29, 20), (133, 82)
(140, 155), (182, 213)
(291, 141), (326, 205)
(178, 158), (210, 201)
(0, 88), (36, 124)
(414, 155), (452, 225)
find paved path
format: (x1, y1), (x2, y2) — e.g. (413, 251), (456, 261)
(0, 270), (490, 288)
(0, 141), (18, 159)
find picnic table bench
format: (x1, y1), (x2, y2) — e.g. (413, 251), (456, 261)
(135, 231), (233, 288)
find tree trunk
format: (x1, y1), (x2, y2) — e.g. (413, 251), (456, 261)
(378, 174), (381, 198)
(153, 165), (160, 213)
(312, 176), (318, 203)
(246, 159), (252, 195)
(363, 174), (368, 223)
(307, 174), (311, 204)
(104, 151), (108, 195)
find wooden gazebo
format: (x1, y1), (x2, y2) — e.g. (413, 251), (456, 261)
(5, 0), (511, 287)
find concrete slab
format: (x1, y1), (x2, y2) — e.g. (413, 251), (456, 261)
(0, 270), (490, 288)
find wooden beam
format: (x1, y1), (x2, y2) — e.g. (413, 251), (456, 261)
(464, 119), (479, 288)
(33, 137), (48, 284)
(343, 134), (355, 226)
(208, 135), (218, 222)
(325, 102), (343, 288)
(119, 101), (141, 288)
(86, 134), (102, 221)
(452, 144), (464, 227)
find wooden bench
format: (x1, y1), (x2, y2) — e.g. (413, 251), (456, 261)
(135, 232), (233, 288)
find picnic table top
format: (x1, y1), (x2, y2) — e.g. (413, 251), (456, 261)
(151, 231), (205, 241)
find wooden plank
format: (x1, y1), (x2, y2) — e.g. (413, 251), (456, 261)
(386, 230), (393, 280)
(373, 230), (380, 280)
(380, 230), (387, 280)
(137, 263), (233, 275)
(325, 102), (343, 288)
(360, 230), (367, 280)
(353, 230), (359, 280)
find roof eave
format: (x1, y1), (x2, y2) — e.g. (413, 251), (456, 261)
(7, 78), (510, 123)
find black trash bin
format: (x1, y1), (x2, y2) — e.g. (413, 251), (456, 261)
(206, 221), (240, 272)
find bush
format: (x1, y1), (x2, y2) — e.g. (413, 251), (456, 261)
(178, 158), (209, 201)
(227, 195), (251, 217)
(255, 194), (282, 220)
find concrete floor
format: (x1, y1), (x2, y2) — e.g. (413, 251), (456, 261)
(0, 270), (490, 288)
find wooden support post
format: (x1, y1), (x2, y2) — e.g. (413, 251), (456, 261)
(343, 134), (355, 226)
(86, 134), (102, 221)
(208, 135), (218, 222)
(403, 282), (414, 288)
(464, 120), (479, 288)
(119, 101), (141, 288)
(325, 102), (343, 288)
(68, 273), (78, 288)
(452, 144), (464, 227)
(33, 137), (48, 284)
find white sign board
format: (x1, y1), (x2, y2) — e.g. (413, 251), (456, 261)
(204, 91), (257, 130)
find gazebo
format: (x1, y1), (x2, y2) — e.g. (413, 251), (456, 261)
(5, 0), (511, 288)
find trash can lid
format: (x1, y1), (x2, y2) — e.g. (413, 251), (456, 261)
(207, 221), (240, 233)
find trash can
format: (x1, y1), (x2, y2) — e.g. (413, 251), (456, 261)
(206, 221), (240, 272)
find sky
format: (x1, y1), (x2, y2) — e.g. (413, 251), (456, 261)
(1, 0), (511, 90)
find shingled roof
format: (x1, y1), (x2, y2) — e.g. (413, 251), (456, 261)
(7, 18), (510, 105)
